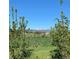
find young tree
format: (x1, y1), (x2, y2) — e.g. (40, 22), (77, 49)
(9, 8), (31, 59)
(50, 0), (70, 59)
(50, 11), (70, 59)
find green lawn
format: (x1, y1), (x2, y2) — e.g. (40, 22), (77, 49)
(28, 46), (55, 59)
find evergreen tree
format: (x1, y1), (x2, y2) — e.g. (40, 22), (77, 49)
(9, 7), (31, 59)
(50, 0), (70, 59)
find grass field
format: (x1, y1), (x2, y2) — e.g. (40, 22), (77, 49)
(28, 46), (55, 59)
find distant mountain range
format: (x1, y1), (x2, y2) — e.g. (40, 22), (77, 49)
(9, 29), (50, 33)
(29, 29), (50, 33)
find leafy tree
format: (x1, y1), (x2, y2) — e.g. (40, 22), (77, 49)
(50, 0), (70, 59)
(9, 7), (31, 59)
(50, 11), (70, 59)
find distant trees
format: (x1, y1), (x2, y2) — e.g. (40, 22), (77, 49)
(50, 0), (70, 59)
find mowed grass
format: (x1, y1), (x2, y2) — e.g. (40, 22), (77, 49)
(28, 46), (55, 59)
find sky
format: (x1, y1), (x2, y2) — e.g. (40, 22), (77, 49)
(9, 0), (70, 30)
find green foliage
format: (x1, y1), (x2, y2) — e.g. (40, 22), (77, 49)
(50, 48), (62, 59)
(9, 7), (32, 59)
(9, 32), (32, 59)
(50, 11), (70, 59)
(50, 0), (70, 59)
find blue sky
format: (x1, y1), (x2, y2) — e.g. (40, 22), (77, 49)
(9, 0), (70, 29)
